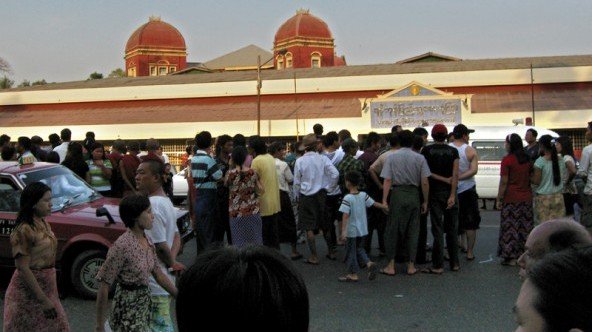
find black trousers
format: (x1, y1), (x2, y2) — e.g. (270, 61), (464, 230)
(323, 194), (340, 254)
(262, 213), (280, 250)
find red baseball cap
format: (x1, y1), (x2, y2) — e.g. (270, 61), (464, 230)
(431, 124), (448, 137)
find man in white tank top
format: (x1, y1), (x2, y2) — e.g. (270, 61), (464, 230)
(450, 124), (481, 261)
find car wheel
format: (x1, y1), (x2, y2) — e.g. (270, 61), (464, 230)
(70, 249), (106, 299)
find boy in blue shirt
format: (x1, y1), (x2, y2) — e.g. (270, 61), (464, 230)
(338, 171), (388, 282)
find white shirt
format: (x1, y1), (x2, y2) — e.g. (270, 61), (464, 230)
(275, 158), (293, 192)
(144, 195), (179, 296)
(337, 146), (364, 159)
(53, 142), (70, 163)
(322, 149), (344, 196)
(293, 151), (339, 197)
(578, 144), (592, 195)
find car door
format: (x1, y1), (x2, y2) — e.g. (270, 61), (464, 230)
(0, 176), (22, 266)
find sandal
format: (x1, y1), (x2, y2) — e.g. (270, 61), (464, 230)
(379, 268), (396, 277)
(304, 259), (319, 265)
(338, 275), (358, 282)
(421, 268), (444, 275)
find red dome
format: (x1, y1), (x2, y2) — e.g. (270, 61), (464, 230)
(125, 17), (186, 53)
(274, 10), (333, 42)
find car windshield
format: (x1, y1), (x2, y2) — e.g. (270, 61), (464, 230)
(17, 166), (100, 212)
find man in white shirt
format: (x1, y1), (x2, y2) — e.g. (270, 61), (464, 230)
(136, 159), (186, 330)
(577, 121), (592, 234)
(293, 134), (339, 265)
(321, 131), (343, 257)
(52, 128), (72, 163)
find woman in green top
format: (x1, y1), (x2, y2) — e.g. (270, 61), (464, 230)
(87, 142), (113, 197)
(532, 135), (566, 224)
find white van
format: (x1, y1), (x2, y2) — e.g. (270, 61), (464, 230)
(454, 126), (559, 199)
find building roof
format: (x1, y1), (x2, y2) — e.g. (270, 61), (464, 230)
(396, 52), (461, 64)
(203, 44), (274, 71)
(4, 54), (592, 93)
(274, 9), (333, 43)
(125, 16), (186, 53)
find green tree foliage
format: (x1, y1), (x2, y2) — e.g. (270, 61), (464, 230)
(88, 72), (104, 80)
(18, 80), (31, 87)
(0, 75), (14, 89)
(0, 57), (10, 74)
(32, 79), (47, 86)
(108, 68), (126, 78)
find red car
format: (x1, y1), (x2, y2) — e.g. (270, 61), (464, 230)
(0, 161), (192, 298)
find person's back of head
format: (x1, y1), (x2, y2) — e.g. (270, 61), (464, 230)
(31, 135), (43, 146)
(48, 133), (61, 148)
(412, 127), (428, 139)
(127, 141), (140, 153)
(391, 125), (402, 134)
(313, 123), (323, 136)
(233, 134), (246, 147)
(112, 139), (127, 154)
(388, 132), (399, 148)
(145, 138), (159, 152)
(248, 136), (267, 155)
(176, 246), (309, 332)
(195, 132), (213, 150)
(525, 246), (592, 331)
(341, 138), (358, 155)
(365, 132), (381, 150)
(1, 145), (16, 161)
(338, 129), (352, 144)
(17, 136), (32, 152)
(60, 128), (72, 142)
(46, 151), (60, 164)
(398, 130), (414, 148)
(0, 134), (10, 146)
(322, 131), (339, 148)
(268, 141), (285, 156)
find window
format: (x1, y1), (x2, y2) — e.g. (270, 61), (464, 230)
(159, 67), (168, 75)
(311, 52), (322, 68)
(472, 141), (506, 162)
(276, 56), (284, 70)
(170, 66), (176, 73)
(285, 52), (293, 68)
(127, 67), (136, 77)
(150, 66), (157, 76)
(0, 177), (20, 213)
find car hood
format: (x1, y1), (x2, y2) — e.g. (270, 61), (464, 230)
(55, 197), (122, 223)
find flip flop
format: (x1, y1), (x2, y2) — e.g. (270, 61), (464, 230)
(379, 268), (396, 277)
(368, 264), (378, 280)
(451, 266), (461, 272)
(421, 268), (444, 275)
(338, 276), (358, 282)
(290, 254), (303, 261)
(304, 259), (319, 265)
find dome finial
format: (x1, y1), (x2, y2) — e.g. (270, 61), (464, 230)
(296, 8), (310, 15)
(149, 15), (161, 22)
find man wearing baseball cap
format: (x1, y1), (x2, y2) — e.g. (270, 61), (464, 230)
(421, 124), (460, 274)
(450, 123), (480, 261)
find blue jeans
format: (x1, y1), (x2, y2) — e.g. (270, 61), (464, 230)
(194, 188), (218, 253)
(345, 237), (369, 274)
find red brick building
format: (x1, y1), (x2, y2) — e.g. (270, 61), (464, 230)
(124, 16), (187, 77)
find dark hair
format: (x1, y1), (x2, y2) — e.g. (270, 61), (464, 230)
(1, 145), (15, 161)
(112, 139), (127, 154)
(547, 227), (592, 253)
(195, 131), (213, 150)
(48, 133), (61, 148)
(507, 133), (529, 164)
(31, 136), (43, 145)
(556, 136), (575, 160)
(141, 159), (165, 185)
(268, 141), (285, 155)
(526, 128), (538, 138)
(322, 131), (339, 148)
(139, 141), (147, 151)
(345, 170), (363, 187)
(249, 136), (267, 155)
(391, 125), (402, 134)
(60, 128), (71, 141)
(17, 136), (32, 151)
(313, 123), (323, 136)
(0, 134), (10, 146)
(91, 142), (106, 160)
(412, 127), (428, 137)
(388, 132), (399, 147)
(46, 151), (60, 163)
(127, 141), (140, 153)
(539, 135), (561, 186)
(341, 138), (358, 154)
(62, 142), (86, 173)
(398, 130), (414, 148)
(215, 135), (233, 156)
(85, 131), (95, 139)
(338, 129), (352, 143)
(365, 132), (381, 149)
(233, 134), (246, 147)
(185, 145), (193, 155)
(83, 132), (95, 152)
(119, 194), (151, 228)
(412, 135), (424, 151)
(16, 182), (51, 227)
(145, 138), (159, 152)
(176, 246), (309, 332)
(528, 246), (592, 332)
(231, 146), (248, 167)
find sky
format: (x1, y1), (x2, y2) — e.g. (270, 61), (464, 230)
(1, 0), (591, 84)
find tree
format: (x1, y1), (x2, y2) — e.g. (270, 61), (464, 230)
(0, 57), (10, 74)
(108, 68), (126, 78)
(0, 76), (14, 89)
(18, 80), (31, 87)
(88, 72), (103, 80)
(32, 79), (47, 86)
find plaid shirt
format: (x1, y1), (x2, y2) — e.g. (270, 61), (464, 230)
(337, 154), (365, 193)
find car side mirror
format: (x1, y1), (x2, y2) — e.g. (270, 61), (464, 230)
(96, 206), (115, 224)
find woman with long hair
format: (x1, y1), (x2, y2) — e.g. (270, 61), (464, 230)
(496, 134), (533, 266)
(555, 136), (578, 217)
(3, 182), (70, 331)
(225, 145), (264, 248)
(61, 142), (89, 181)
(95, 194), (177, 332)
(87, 142), (113, 196)
(532, 135), (566, 224)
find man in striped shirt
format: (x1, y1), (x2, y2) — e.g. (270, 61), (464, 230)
(191, 131), (223, 253)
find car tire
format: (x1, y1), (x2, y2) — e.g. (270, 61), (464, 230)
(70, 249), (106, 299)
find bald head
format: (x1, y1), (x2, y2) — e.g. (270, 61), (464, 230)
(518, 219), (592, 278)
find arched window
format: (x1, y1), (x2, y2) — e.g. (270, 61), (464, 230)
(127, 67), (137, 77)
(276, 55), (284, 70)
(285, 52), (293, 68)
(311, 52), (322, 68)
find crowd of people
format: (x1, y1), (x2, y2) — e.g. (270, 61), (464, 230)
(2, 120), (592, 331)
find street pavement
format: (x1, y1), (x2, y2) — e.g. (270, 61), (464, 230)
(0, 205), (521, 331)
